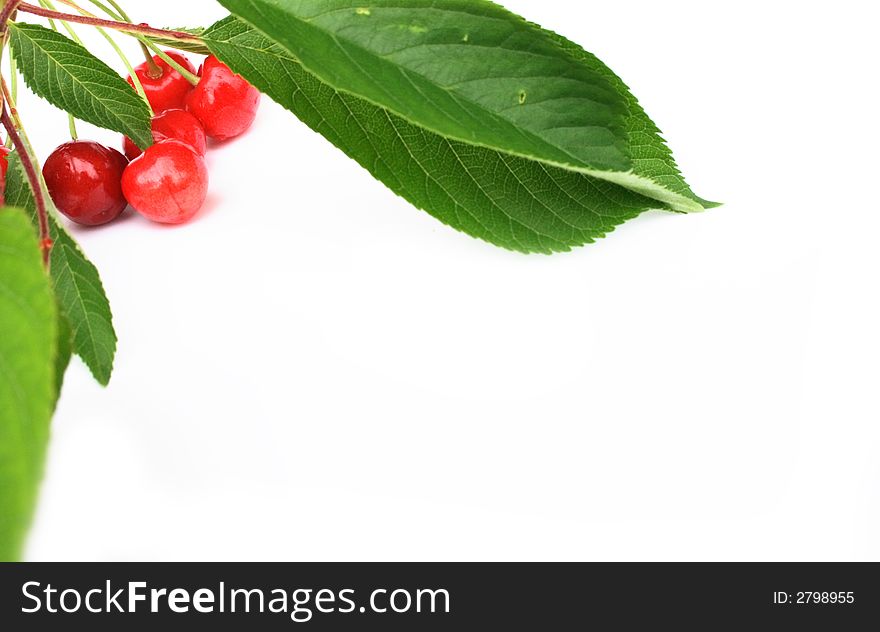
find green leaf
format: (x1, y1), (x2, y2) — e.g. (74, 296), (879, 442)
(50, 243), (117, 385)
(204, 17), (665, 253)
(214, 0), (713, 215)
(0, 207), (58, 561)
(54, 313), (73, 407)
(6, 154), (118, 385)
(8, 22), (153, 149)
(537, 29), (719, 211)
(218, 0), (632, 173)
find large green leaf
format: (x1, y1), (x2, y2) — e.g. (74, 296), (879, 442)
(8, 22), (153, 149)
(219, 0), (631, 173)
(215, 0), (712, 214)
(6, 155), (117, 385)
(204, 17), (667, 253)
(0, 207), (58, 561)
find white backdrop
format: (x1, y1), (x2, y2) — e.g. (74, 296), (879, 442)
(20, 1), (880, 561)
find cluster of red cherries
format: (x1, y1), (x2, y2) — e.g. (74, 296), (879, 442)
(38, 51), (259, 226)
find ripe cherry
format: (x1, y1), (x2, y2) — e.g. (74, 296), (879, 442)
(0, 145), (10, 180)
(0, 146), (9, 204)
(121, 140), (208, 225)
(42, 141), (129, 226)
(128, 51), (197, 113)
(123, 109), (208, 160)
(186, 55), (260, 141)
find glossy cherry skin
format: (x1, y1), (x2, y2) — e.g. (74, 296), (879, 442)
(186, 55), (260, 140)
(121, 140), (208, 225)
(123, 109), (208, 160)
(0, 146), (9, 204)
(42, 141), (129, 226)
(128, 51), (196, 113)
(0, 145), (9, 180)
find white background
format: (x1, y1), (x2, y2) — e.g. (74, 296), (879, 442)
(19, 1), (880, 561)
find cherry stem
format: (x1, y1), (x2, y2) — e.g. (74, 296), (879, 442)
(67, 111), (77, 138)
(87, 0), (125, 21)
(71, 1), (161, 78)
(54, 0), (200, 85)
(17, 2), (201, 42)
(141, 43), (162, 78)
(141, 40), (199, 85)
(1, 101), (51, 267)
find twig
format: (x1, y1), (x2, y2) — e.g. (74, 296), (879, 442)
(1, 101), (51, 267)
(17, 2), (200, 42)
(0, 1), (23, 34)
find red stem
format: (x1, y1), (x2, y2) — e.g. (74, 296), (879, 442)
(17, 3), (200, 41)
(0, 1), (22, 32)
(1, 103), (51, 267)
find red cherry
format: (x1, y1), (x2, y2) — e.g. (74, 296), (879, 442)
(186, 55), (260, 141)
(42, 141), (129, 226)
(128, 51), (196, 113)
(123, 109), (208, 160)
(0, 146), (9, 205)
(0, 145), (10, 180)
(121, 140), (208, 225)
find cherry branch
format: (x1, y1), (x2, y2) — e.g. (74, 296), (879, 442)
(1, 2), (50, 265)
(0, 1), (23, 32)
(1, 101), (51, 267)
(17, 2), (200, 42)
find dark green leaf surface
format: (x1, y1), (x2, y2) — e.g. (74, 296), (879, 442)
(539, 29), (718, 210)
(9, 23), (153, 149)
(50, 243), (117, 385)
(216, 0), (713, 214)
(205, 17), (670, 253)
(6, 155), (117, 385)
(217, 0), (632, 174)
(0, 208), (58, 561)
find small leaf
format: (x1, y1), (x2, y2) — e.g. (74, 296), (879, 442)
(6, 154), (117, 385)
(51, 244), (117, 385)
(9, 22), (153, 149)
(0, 207), (58, 561)
(205, 18), (665, 253)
